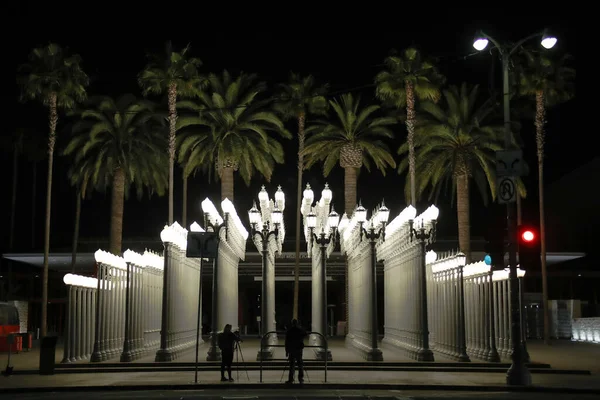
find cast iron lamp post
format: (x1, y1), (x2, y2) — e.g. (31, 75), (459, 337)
(249, 185), (284, 361)
(306, 201), (340, 361)
(355, 201), (390, 361)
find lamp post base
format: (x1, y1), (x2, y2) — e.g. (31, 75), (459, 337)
(314, 347), (332, 361)
(415, 348), (434, 362)
(366, 348), (383, 361)
(506, 362), (532, 386)
(120, 350), (134, 362)
(206, 346), (221, 361)
(155, 349), (175, 362)
(256, 347), (274, 361)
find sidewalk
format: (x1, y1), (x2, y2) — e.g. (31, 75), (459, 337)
(1, 339), (598, 392)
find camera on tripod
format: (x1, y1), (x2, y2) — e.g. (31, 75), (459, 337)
(233, 330), (243, 342)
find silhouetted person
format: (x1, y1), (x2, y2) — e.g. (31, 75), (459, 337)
(218, 324), (238, 382)
(285, 319), (307, 384)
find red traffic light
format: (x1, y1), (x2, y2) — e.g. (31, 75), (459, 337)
(521, 230), (535, 242)
(517, 225), (538, 245)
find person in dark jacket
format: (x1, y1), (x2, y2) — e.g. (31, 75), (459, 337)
(218, 324), (238, 382)
(284, 319), (307, 384)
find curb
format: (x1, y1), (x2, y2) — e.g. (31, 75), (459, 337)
(9, 366), (592, 375)
(1, 383), (599, 395)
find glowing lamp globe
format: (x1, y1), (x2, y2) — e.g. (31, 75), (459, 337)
(473, 37), (489, 51)
(541, 35), (557, 49)
(306, 211), (317, 229)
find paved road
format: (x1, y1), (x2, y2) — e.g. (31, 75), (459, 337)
(1, 389), (599, 400)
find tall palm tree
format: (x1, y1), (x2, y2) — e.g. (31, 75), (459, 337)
(178, 70), (291, 201)
(401, 83), (524, 262)
(138, 41), (204, 225)
(303, 92), (396, 334)
(303, 93), (397, 214)
(273, 72), (329, 320)
(64, 94), (168, 254)
(516, 49), (575, 345)
(18, 43), (89, 337)
(375, 47), (445, 206)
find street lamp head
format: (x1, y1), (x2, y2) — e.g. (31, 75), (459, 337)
(455, 251), (466, 267)
(303, 183), (314, 205)
(271, 204), (283, 226)
(321, 183), (332, 204)
(328, 207), (340, 229)
(338, 213), (349, 232)
(258, 185), (269, 203)
(473, 34), (489, 51)
(190, 221), (204, 232)
(377, 201), (390, 225)
(275, 185), (285, 210)
(355, 202), (367, 224)
(541, 32), (557, 49)
(306, 210), (317, 229)
(248, 201), (261, 227)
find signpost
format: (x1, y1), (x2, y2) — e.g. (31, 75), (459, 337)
(497, 177), (517, 204)
(496, 150), (524, 177)
(186, 231), (218, 384)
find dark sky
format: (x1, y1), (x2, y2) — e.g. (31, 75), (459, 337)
(4, 14), (580, 252)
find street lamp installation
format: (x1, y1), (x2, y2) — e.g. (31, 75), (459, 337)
(408, 205), (439, 362)
(249, 185), (284, 361)
(472, 29), (557, 386)
(355, 201), (390, 361)
(304, 183), (340, 361)
(202, 198), (228, 362)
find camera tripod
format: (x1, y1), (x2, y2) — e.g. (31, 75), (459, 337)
(280, 355), (310, 383)
(233, 340), (250, 381)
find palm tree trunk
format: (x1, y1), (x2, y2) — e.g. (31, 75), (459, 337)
(167, 82), (178, 225)
(344, 167), (358, 216)
(9, 148), (19, 250)
(405, 80), (417, 206)
(71, 190), (82, 273)
(343, 165), (358, 333)
(32, 161), (37, 249)
(456, 174), (471, 263)
(41, 92), (58, 338)
(535, 90), (550, 345)
(182, 175), (188, 228)
(109, 168), (126, 255)
(220, 166), (234, 201)
(293, 113), (305, 320)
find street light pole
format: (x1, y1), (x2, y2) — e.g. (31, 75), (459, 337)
(204, 212), (228, 362)
(473, 30), (556, 385)
(304, 185), (339, 361)
(408, 218), (436, 362)
(249, 193), (282, 361)
(355, 202), (389, 362)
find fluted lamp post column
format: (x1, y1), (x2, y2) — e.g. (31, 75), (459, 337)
(249, 186), (283, 361)
(306, 202), (339, 361)
(121, 250), (143, 362)
(355, 201), (390, 362)
(472, 30), (556, 386)
(202, 199), (228, 362)
(408, 205), (439, 362)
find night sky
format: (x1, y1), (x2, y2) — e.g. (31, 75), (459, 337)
(4, 14), (579, 253)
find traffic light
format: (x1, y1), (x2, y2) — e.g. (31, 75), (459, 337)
(484, 228), (505, 270)
(517, 225), (541, 270)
